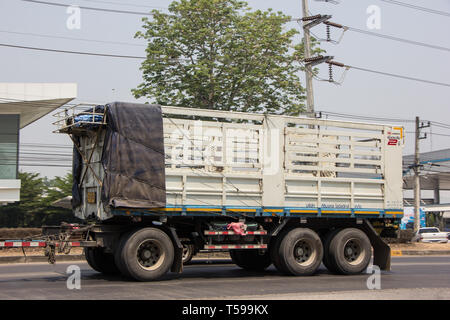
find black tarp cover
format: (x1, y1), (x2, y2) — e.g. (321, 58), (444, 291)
(72, 102), (166, 210)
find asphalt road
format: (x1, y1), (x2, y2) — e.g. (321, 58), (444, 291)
(0, 256), (449, 300)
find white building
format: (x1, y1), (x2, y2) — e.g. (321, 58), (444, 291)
(0, 83), (77, 204)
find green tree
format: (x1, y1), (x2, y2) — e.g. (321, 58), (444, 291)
(38, 173), (79, 227)
(133, 0), (323, 116)
(0, 172), (45, 227)
(0, 172), (79, 228)
(43, 173), (73, 205)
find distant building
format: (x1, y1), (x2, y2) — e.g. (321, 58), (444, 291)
(403, 148), (450, 231)
(0, 83), (77, 204)
(423, 204), (450, 233)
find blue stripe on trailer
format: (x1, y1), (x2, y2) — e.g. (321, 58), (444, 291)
(112, 206), (403, 219)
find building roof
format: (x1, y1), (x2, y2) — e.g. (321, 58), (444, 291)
(403, 148), (450, 190)
(422, 204), (450, 213)
(0, 83), (77, 128)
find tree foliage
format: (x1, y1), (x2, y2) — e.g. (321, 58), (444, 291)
(133, 0), (323, 116)
(0, 172), (80, 228)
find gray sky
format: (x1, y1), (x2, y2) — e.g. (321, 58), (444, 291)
(0, 0), (449, 179)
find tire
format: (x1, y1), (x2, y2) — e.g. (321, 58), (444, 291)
(229, 249), (272, 271)
(277, 228), (323, 276)
(84, 247), (120, 275)
(85, 247), (100, 272)
(115, 228), (175, 281)
(114, 231), (133, 279)
(328, 228), (372, 275)
(182, 243), (195, 264)
(269, 231), (290, 274)
(322, 228), (342, 273)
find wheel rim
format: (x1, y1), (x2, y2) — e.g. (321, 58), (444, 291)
(182, 244), (191, 261)
(293, 239), (316, 267)
(136, 239), (165, 271)
(343, 238), (365, 265)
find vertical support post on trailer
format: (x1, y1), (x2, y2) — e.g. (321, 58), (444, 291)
(262, 115), (285, 207)
(383, 125), (403, 213)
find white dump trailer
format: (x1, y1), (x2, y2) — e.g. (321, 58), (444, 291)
(1, 102), (404, 281)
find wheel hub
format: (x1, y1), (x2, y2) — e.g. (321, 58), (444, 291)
(293, 240), (313, 265)
(141, 249), (151, 260)
(344, 239), (361, 263)
(137, 240), (163, 270)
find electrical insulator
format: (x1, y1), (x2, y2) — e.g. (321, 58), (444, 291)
(326, 25), (331, 41)
(329, 64), (334, 82)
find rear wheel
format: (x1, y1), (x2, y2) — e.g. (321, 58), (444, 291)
(84, 247), (120, 275)
(115, 228), (174, 281)
(182, 242), (195, 264)
(322, 229), (342, 273)
(269, 231), (290, 274)
(328, 228), (372, 275)
(114, 231), (133, 278)
(277, 228), (323, 276)
(230, 249), (272, 271)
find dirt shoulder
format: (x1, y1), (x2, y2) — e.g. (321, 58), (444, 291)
(390, 242), (450, 251)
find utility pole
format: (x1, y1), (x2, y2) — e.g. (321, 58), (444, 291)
(300, 2), (337, 117)
(413, 117), (421, 232)
(302, 0), (315, 117)
(413, 117), (430, 232)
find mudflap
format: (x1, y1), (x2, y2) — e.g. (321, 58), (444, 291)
(168, 227), (183, 274)
(361, 220), (391, 271)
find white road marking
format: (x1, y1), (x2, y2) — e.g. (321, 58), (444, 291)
(391, 262), (450, 266)
(201, 288), (450, 300)
(0, 271), (66, 279)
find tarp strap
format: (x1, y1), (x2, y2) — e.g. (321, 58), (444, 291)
(69, 133), (103, 187)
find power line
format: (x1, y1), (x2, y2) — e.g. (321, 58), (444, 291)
(0, 42), (187, 62)
(430, 121), (450, 128)
(423, 132), (450, 138)
(2, 44), (448, 90)
(298, 6), (450, 91)
(406, 131), (450, 138)
(347, 27), (450, 53)
(299, 46), (450, 89)
(429, 122), (450, 130)
(20, 0), (157, 16)
(307, 21), (450, 53)
(0, 29), (146, 47)
(303, 58), (450, 88)
(79, 0), (168, 10)
(320, 111), (415, 123)
(3, 94), (450, 132)
(347, 65), (450, 88)
(29, 2), (448, 57)
(4, 93), (450, 130)
(320, 111), (450, 132)
(379, 0), (450, 17)
(0, 42), (146, 59)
